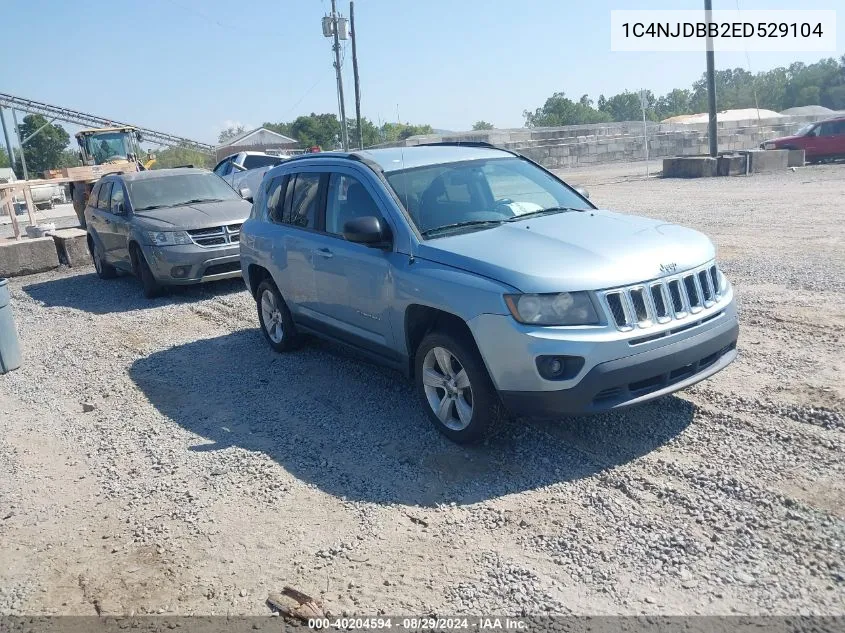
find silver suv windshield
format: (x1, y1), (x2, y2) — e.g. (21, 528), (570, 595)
(129, 173), (241, 211)
(385, 157), (590, 236)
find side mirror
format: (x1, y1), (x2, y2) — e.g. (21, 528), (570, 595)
(343, 216), (390, 247)
(112, 202), (125, 215)
(574, 186), (590, 199)
(239, 187), (253, 202)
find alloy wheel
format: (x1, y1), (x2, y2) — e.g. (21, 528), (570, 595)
(261, 289), (285, 344)
(422, 346), (474, 431)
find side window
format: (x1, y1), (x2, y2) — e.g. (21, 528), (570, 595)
(284, 173), (321, 229)
(88, 183), (101, 208)
(265, 175), (288, 224)
(818, 122), (836, 137)
(110, 182), (125, 213)
(97, 182), (113, 210)
(834, 121), (845, 136)
(325, 174), (382, 236)
(213, 160), (229, 177)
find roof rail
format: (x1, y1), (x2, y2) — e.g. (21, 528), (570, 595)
(414, 141), (519, 156)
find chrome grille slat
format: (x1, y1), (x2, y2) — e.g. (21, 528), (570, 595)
(187, 223), (241, 248)
(601, 262), (725, 332)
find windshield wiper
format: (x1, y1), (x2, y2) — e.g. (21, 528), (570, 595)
(173, 198), (224, 206)
(505, 207), (582, 222)
(420, 219), (504, 237)
(134, 204), (169, 211)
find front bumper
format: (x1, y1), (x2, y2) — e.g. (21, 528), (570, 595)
(143, 243), (242, 284)
(499, 318), (738, 417)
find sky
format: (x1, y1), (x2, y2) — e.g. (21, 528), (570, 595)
(3, 0), (843, 146)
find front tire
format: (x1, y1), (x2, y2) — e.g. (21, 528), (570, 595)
(414, 330), (505, 444)
(256, 279), (298, 352)
(131, 245), (162, 298)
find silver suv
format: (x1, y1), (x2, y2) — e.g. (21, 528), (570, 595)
(239, 144), (738, 443)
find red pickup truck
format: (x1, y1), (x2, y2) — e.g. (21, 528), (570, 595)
(761, 116), (845, 163)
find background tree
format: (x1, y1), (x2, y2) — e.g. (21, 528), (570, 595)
(151, 146), (213, 169)
(14, 114), (70, 175)
(347, 117), (381, 148)
(0, 147), (9, 169)
(524, 92), (611, 127)
(218, 125), (246, 144)
(525, 55), (845, 126)
(472, 121), (494, 130)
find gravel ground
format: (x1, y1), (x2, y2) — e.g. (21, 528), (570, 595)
(0, 162), (843, 617)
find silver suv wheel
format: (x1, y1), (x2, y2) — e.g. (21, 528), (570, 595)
(422, 346), (474, 431)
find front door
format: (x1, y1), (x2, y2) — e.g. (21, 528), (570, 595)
(309, 171), (397, 356)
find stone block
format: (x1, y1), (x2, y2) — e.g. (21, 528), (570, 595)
(0, 237), (60, 278)
(662, 157), (717, 178)
(717, 154), (747, 176)
(747, 149), (788, 172)
(787, 149), (805, 167)
(51, 228), (90, 267)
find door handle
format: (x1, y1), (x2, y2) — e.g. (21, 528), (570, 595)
(315, 248), (333, 259)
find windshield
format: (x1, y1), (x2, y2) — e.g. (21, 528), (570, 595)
(385, 157), (590, 236)
(128, 173), (241, 210)
(85, 132), (132, 164)
(796, 123), (816, 136)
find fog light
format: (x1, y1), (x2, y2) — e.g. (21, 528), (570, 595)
(536, 355), (585, 381)
(171, 265), (190, 278)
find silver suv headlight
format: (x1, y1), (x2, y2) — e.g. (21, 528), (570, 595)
(504, 292), (599, 326)
(147, 230), (192, 246)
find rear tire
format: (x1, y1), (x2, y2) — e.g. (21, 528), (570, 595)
(131, 245), (162, 298)
(256, 279), (298, 352)
(89, 237), (117, 279)
(414, 330), (506, 444)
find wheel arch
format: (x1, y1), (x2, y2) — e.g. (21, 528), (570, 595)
(246, 264), (273, 298)
(404, 304), (484, 379)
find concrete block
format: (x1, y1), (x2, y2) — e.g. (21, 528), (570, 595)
(51, 228), (90, 267)
(787, 149), (805, 167)
(662, 156), (717, 178)
(0, 237), (60, 278)
(717, 154), (747, 176)
(747, 149), (788, 173)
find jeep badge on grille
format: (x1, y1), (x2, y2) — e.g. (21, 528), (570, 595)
(660, 262), (678, 274)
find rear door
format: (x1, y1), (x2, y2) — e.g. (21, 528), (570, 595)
(261, 171), (325, 316)
(106, 181), (132, 270)
(91, 182), (118, 261)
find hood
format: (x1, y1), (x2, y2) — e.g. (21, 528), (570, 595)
(414, 209), (716, 293)
(766, 134), (803, 144)
(132, 199), (251, 230)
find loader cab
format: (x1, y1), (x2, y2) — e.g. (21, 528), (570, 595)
(76, 127), (144, 167)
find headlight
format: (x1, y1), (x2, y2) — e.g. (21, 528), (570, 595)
(504, 292), (599, 326)
(147, 230), (192, 246)
(763, 142), (776, 150)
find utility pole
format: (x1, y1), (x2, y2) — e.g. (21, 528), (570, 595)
(11, 109), (28, 181)
(705, 0), (718, 157)
(323, 0), (349, 151)
(350, 1), (363, 150)
(1, 108), (15, 169)
(639, 90), (650, 177)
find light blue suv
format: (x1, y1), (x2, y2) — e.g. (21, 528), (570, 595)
(240, 144), (738, 443)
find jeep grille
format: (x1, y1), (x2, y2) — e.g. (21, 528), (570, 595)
(601, 263), (724, 331)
